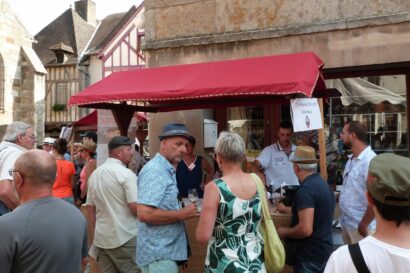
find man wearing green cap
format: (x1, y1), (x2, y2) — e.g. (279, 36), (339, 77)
(324, 153), (410, 273)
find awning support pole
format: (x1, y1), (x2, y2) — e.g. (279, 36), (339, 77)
(111, 107), (135, 136)
(406, 73), (410, 156)
(318, 98), (328, 181)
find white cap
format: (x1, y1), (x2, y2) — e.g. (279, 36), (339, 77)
(43, 137), (56, 144)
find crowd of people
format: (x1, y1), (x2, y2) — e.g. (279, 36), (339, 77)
(0, 120), (409, 273)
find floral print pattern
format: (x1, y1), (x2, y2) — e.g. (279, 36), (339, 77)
(205, 179), (266, 273)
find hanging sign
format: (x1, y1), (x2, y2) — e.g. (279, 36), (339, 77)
(59, 125), (73, 141)
(290, 98), (322, 132)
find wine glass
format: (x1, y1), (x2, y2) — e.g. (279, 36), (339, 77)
(188, 188), (198, 203)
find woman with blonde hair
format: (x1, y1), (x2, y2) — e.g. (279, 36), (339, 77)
(196, 132), (266, 272)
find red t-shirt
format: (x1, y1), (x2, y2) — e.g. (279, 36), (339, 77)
(52, 159), (75, 198)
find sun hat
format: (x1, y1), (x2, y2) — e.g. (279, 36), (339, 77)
(78, 139), (97, 154)
(108, 136), (135, 150)
(158, 123), (192, 141)
(368, 153), (410, 206)
(43, 137), (56, 145)
(289, 146), (319, 164)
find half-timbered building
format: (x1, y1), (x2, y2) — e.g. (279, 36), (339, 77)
(33, 0), (97, 135)
(80, 3), (145, 85)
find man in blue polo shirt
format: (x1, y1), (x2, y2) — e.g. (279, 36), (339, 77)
(136, 123), (198, 273)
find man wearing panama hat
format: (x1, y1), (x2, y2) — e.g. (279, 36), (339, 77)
(277, 146), (335, 273)
(136, 123), (198, 273)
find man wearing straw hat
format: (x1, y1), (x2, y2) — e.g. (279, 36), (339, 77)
(277, 146), (335, 273)
(324, 153), (410, 273)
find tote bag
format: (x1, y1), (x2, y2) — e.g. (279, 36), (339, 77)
(250, 173), (285, 273)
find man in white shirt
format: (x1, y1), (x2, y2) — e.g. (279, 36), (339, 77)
(339, 121), (376, 244)
(324, 153), (410, 273)
(252, 121), (299, 190)
(86, 136), (140, 273)
(0, 122), (35, 216)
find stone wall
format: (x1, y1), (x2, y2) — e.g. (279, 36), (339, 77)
(144, 0), (410, 154)
(144, 0), (410, 68)
(0, 0), (45, 141)
(145, 0), (410, 41)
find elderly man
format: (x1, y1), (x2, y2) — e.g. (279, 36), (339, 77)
(324, 153), (410, 273)
(0, 150), (88, 272)
(137, 123), (198, 273)
(339, 120), (376, 243)
(252, 120), (299, 191)
(0, 122), (35, 216)
(277, 146), (335, 273)
(86, 136), (140, 273)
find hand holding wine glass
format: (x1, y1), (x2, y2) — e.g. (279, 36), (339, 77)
(188, 188), (198, 203)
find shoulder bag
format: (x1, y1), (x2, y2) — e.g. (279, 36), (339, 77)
(251, 173), (285, 273)
(348, 243), (371, 273)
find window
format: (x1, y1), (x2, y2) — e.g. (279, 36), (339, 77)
(327, 75), (407, 157)
(55, 83), (67, 104)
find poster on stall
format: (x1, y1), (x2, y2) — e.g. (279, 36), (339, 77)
(59, 126), (73, 141)
(290, 98), (322, 132)
(97, 109), (138, 166)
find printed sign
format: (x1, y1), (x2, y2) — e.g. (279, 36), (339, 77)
(290, 98), (322, 132)
(59, 126), (73, 141)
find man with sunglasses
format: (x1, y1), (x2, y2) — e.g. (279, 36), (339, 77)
(0, 122), (35, 216)
(339, 121), (376, 244)
(0, 149), (88, 273)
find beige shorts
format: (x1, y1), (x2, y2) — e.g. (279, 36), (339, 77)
(95, 237), (141, 273)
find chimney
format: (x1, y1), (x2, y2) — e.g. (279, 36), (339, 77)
(75, 0), (97, 26)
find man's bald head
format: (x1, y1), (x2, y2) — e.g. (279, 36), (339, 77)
(14, 150), (56, 186)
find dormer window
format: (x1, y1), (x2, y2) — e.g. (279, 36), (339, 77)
(56, 52), (65, 64)
(48, 42), (74, 64)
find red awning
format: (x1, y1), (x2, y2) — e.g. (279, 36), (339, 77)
(69, 52), (326, 112)
(74, 110), (147, 127)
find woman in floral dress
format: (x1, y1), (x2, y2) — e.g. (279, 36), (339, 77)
(196, 132), (266, 273)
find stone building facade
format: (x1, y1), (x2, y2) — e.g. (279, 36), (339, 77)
(143, 0), (410, 155)
(0, 0), (46, 140)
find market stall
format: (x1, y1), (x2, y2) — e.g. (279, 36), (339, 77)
(69, 51), (328, 273)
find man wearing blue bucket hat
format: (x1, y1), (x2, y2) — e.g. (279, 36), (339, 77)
(136, 123), (198, 273)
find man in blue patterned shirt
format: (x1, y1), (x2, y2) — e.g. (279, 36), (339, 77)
(339, 121), (376, 244)
(136, 123), (198, 273)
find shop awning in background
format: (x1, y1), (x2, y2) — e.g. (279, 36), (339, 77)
(69, 52), (326, 112)
(327, 78), (406, 106)
(74, 110), (147, 127)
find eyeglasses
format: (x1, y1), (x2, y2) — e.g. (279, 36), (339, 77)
(78, 149), (84, 152)
(24, 134), (36, 139)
